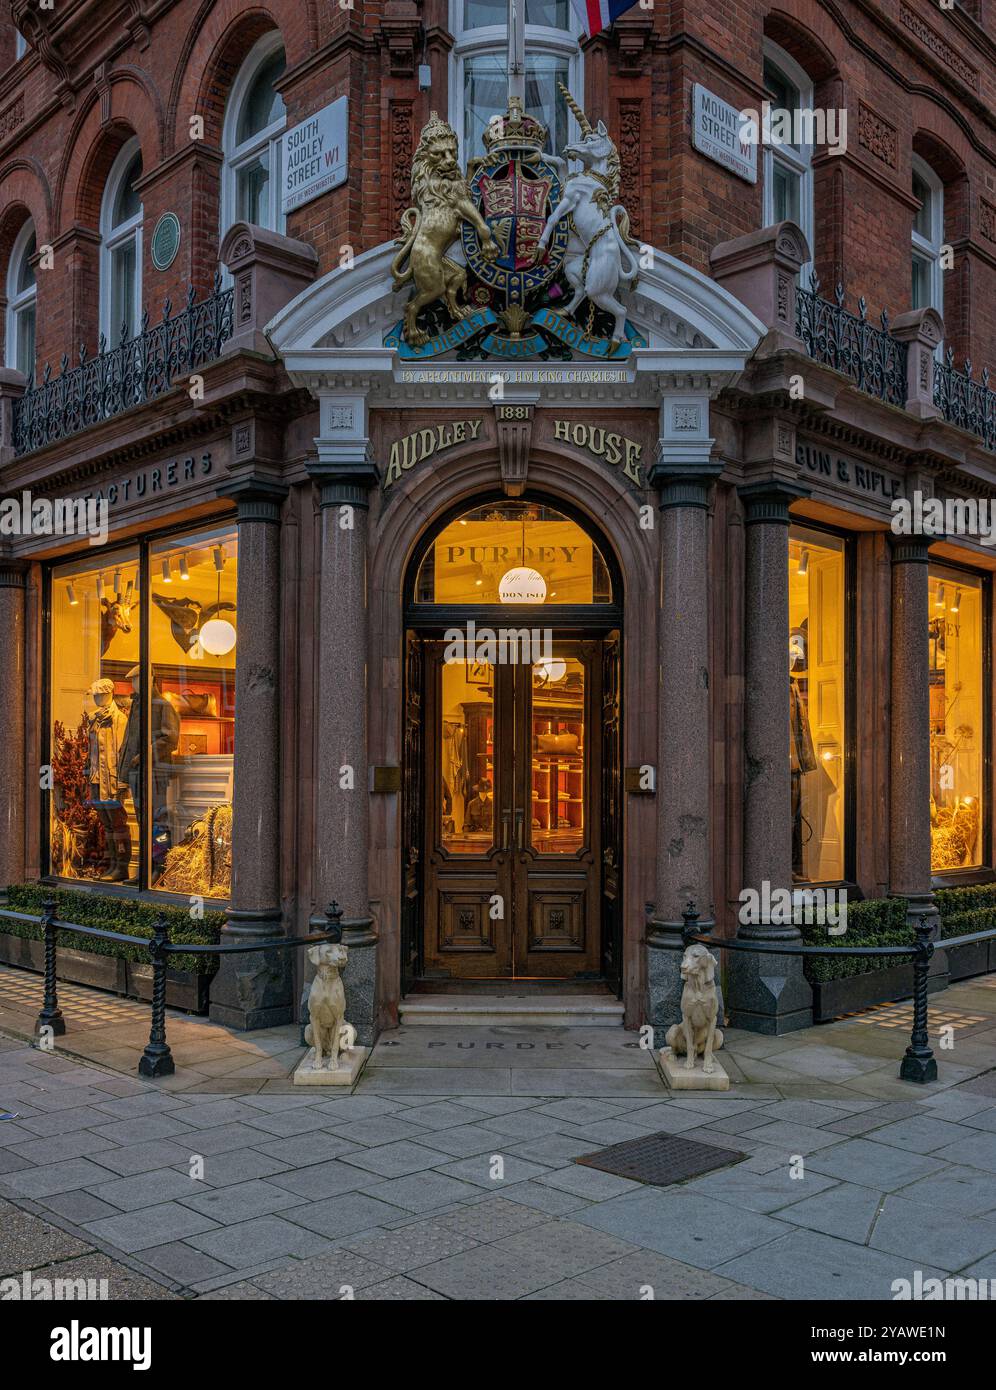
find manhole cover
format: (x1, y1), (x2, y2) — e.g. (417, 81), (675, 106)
(576, 1132), (746, 1187)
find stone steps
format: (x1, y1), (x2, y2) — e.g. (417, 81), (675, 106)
(398, 993), (625, 1027)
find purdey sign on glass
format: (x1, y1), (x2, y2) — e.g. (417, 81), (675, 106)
(691, 84), (757, 184)
(281, 97), (348, 213)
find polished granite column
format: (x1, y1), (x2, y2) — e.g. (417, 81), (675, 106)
(209, 478), (292, 1030)
(308, 437), (379, 1045)
(727, 480), (813, 1033)
(889, 535), (939, 936)
(646, 458), (722, 1031)
(0, 555), (28, 888)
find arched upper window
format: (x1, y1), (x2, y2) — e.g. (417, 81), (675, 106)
(911, 154), (944, 319)
(451, 0), (582, 158)
(6, 219), (37, 382)
(100, 139), (144, 346)
(762, 41), (814, 271)
(15, 30), (27, 60)
(221, 33), (287, 237)
(414, 501), (613, 605)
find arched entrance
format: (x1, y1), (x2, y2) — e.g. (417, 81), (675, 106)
(401, 496), (623, 995)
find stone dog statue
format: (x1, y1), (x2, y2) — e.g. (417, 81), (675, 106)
(665, 943), (724, 1075)
(304, 942), (357, 1072)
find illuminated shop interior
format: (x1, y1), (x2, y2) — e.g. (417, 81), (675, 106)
(929, 565), (984, 871)
(48, 522), (238, 896)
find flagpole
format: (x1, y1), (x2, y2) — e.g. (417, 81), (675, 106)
(508, 0), (525, 104)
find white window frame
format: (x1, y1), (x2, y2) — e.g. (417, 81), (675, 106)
(911, 153), (944, 324)
(5, 218), (36, 380)
(762, 40), (814, 279)
(449, 0), (584, 163)
(99, 137), (144, 347)
(220, 31), (287, 241)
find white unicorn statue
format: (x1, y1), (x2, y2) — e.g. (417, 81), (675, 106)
(535, 84), (641, 354)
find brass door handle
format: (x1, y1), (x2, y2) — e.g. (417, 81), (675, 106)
(514, 808), (524, 851)
(500, 809), (511, 852)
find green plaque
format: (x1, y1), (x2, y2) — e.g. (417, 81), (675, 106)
(151, 212), (181, 271)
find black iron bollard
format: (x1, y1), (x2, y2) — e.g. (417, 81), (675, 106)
(35, 897), (65, 1039)
(680, 901), (700, 948)
(900, 916), (938, 1084)
(325, 901), (344, 943)
(139, 914), (175, 1078)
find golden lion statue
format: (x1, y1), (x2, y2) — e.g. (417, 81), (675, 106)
(391, 112), (498, 347)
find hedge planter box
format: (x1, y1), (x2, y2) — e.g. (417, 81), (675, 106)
(811, 958), (947, 1023)
(0, 931), (211, 1014)
(945, 939), (992, 983)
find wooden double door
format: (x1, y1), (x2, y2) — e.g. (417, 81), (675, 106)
(402, 632), (621, 982)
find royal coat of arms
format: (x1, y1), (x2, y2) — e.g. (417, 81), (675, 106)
(386, 89), (646, 361)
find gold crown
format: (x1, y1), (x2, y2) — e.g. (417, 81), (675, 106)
(482, 97), (548, 155)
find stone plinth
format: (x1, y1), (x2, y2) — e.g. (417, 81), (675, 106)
(660, 1049), (730, 1091)
(294, 1046), (370, 1086)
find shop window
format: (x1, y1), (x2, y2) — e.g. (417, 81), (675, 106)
(5, 219), (36, 383)
(788, 527), (846, 883)
(929, 567), (984, 872)
(762, 42), (814, 273)
(148, 526), (237, 896)
(47, 524), (238, 898)
(221, 33), (287, 238)
(100, 139), (143, 346)
(452, 0), (580, 157)
(414, 501), (612, 604)
(911, 155), (944, 321)
(49, 548), (141, 884)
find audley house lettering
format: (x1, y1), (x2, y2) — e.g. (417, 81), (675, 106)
(382, 420), (484, 487)
(552, 419), (644, 486)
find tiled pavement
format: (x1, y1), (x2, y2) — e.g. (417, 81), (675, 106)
(2, 974), (996, 1300)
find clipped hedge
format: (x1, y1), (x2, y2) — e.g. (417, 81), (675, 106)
(801, 896), (914, 984)
(936, 883), (996, 941)
(1, 884), (222, 976)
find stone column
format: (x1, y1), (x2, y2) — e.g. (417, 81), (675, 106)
(646, 396), (722, 1030)
(209, 476), (292, 1030)
(727, 479), (813, 1033)
(889, 535), (940, 941)
(0, 553), (28, 888)
(308, 393), (379, 1045)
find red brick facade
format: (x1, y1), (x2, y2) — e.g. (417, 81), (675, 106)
(1, 1), (995, 372)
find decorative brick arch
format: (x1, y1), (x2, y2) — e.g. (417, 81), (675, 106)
(0, 160), (54, 371)
(56, 76), (162, 231)
(168, 0), (316, 154)
(763, 8), (840, 83)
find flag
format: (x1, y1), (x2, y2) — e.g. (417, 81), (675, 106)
(571, 0), (641, 38)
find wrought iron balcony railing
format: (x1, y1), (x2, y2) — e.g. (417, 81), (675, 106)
(933, 350), (996, 454)
(796, 274), (996, 456)
(794, 275), (908, 409)
(12, 275), (234, 458)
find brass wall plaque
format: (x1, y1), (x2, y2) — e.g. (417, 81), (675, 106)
(372, 766), (401, 793)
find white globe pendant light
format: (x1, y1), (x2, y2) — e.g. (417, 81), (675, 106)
(198, 618), (237, 656)
(499, 566), (546, 604)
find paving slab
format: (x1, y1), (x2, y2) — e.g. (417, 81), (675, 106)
(179, 1178), (306, 1224)
(682, 1165), (838, 1214)
(931, 1127), (996, 1172)
(433, 1153), (551, 1189)
(84, 1200), (221, 1253)
(88, 1168), (211, 1212)
(575, 1249), (738, 1300)
(434, 1196), (550, 1242)
(806, 1137), (948, 1190)
(868, 1194), (996, 1272)
(896, 1164), (996, 1217)
(713, 1227), (950, 1301)
(775, 1181), (884, 1242)
(185, 1215), (337, 1268)
(361, 1171), (486, 1213)
(337, 1139), (454, 1179)
(266, 1158), (385, 1201)
(571, 1188), (788, 1269)
(494, 1218), (638, 1276)
(276, 1192), (410, 1242)
(408, 1243), (565, 1300)
(355, 1275), (449, 1299)
(2, 1156), (120, 1198)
